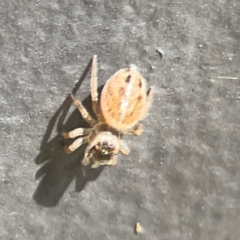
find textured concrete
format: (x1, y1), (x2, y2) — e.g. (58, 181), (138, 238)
(0, 0), (240, 239)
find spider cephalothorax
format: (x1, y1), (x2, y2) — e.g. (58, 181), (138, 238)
(80, 123), (124, 168)
(63, 55), (153, 168)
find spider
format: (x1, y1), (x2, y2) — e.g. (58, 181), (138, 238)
(62, 55), (153, 168)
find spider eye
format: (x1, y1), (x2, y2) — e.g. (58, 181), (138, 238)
(101, 149), (109, 155)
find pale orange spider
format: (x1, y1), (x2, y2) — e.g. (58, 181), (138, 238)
(63, 55), (153, 168)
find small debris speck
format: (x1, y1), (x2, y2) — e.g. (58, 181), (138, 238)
(135, 222), (144, 234)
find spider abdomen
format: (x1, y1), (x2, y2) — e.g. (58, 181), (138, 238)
(100, 65), (148, 132)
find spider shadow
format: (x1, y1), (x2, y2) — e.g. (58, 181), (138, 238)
(33, 58), (105, 207)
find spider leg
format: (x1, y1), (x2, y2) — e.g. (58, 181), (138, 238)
(119, 140), (130, 155)
(81, 145), (91, 166)
(62, 128), (92, 139)
(91, 161), (100, 168)
(82, 157), (91, 166)
(70, 94), (97, 127)
(65, 136), (88, 154)
(90, 55), (101, 121)
(106, 156), (117, 166)
(91, 156), (118, 168)
(123, 123), (143, 136)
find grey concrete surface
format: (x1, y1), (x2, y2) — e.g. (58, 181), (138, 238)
(0, 0), (240, 239)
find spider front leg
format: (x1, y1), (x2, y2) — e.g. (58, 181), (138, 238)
(82, 145), (91, 166)
(91, 156), (117, 169)
(106, 156), (117, 166)
(91, 161), (100, 169)
(90, 55), (101, 121)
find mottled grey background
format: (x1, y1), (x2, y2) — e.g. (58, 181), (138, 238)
(0, 0), (240, 239)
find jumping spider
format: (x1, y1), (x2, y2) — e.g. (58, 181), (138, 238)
(63, 55), (153, 168)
